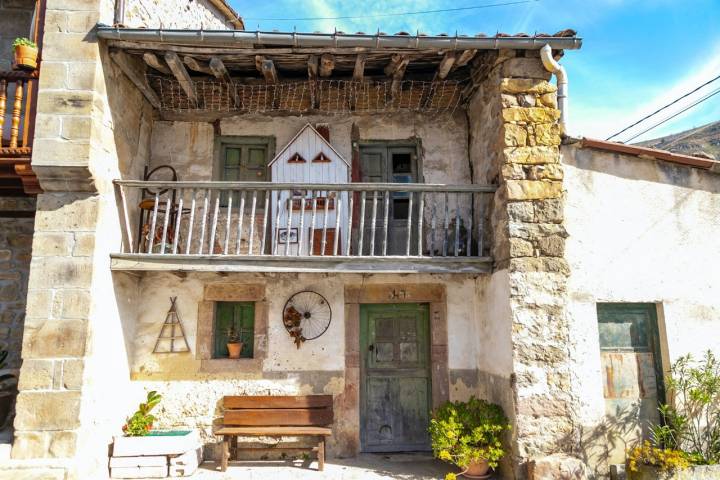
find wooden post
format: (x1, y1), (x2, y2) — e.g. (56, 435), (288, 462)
(317, 438), (325, 471)
(10, 80), (24, 148)
(0, 79), (7, 146)
(220, 436), (230, 471)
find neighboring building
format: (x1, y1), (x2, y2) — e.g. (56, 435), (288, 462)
(0, 1), (718, 480)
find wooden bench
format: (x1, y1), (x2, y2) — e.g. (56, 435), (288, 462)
(215, 395), (333, 472)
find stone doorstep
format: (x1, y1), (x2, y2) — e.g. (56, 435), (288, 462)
(110, 465), (168, 479)
(112, 431), (201, 456)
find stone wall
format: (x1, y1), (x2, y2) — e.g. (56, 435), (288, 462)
(0, 198), (35, 370)
(0, 0), (35, 71)
(468, 51), (581, 479)
(562, 144), (720, 476)
(123, 0), (232, 29)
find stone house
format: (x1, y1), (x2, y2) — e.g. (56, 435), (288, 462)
(0, 0), (719, 479)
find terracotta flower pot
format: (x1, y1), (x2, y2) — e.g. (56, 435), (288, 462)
(462, 459), (490, 478)
(227, 342), (243, 359)
(14, 45), (38, 70)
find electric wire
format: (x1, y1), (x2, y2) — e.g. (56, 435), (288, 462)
(658, 118), (719, 151)
(606, 72), (720, 141)
(243, 0), (539, 21)
(624, 86), (720, 143)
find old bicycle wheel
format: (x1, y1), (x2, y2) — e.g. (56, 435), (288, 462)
(282, 291), (332, 341)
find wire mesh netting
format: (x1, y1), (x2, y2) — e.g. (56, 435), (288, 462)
(149, 76), (466, 115)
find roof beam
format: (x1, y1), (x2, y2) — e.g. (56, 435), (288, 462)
(319, 53), (335, 77)
(183, 55), (213, 75)
(209, 57), (231, 81)
(209, 57), (239, 106)
(110, 50), (161, 109)
(384, 54), (410, 96)
(307, 55), (319, 109)
(353, 54), (366, 82)
(455, 49), (477, 67)
(164, 51), (198, 106)
(255, 55), (278, 84)
(384, 54), (410, 78)
(435, 52), (456, 80)
(142, 52), (170, 75)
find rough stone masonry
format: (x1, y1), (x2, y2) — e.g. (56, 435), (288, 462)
(483, 53), (584, 478)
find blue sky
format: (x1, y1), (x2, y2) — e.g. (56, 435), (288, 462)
(231, 0), (720, 142)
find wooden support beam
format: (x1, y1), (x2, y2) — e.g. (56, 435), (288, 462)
(384, 54), (410, 79)
(319, 53), (335, 77)
(142, 52), (170, 74)
(209, 57), (240, 107)
(109, 51), (161, 109)
(308, 55), (319, 109)
(255, 55), (278, 84)
(184, 55), (213, 75)
(455, 49), (477, 67)
(209, 57), (231, 82)
(353, 54), (366, 82)
(165, 51), (198, 106)
(435, 52), (456, 80)
(384, 54), (410, 97)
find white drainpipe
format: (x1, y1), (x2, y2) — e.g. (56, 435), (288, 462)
(540, 44), (568, 133)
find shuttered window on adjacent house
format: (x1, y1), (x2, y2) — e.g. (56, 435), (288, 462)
(214, 302), (255, 359)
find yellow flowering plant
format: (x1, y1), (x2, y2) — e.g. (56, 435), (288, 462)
(429, 397), (511, 480)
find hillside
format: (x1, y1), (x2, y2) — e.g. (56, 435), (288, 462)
(637, 120), (720, 159)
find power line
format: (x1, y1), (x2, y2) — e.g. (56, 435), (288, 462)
(624, 86), (720, 143)
(606, 72), (720, 141)
(243, 0), (539, 21)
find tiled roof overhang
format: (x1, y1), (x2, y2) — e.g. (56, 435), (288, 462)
(579, 138), (719, 171)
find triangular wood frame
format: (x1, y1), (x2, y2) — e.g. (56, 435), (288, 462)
(153, 297), (191, 354)
(312, 152), (331, 163)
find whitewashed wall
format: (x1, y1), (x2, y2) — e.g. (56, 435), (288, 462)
(562, 144), (720, 471)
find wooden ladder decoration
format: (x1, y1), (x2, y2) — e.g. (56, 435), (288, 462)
(153, 297), (190, 353)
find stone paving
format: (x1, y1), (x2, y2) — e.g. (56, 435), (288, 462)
(186, 454), (458, 479)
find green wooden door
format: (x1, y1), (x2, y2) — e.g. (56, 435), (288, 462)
(597, 303), (665, 465)
(214, 302), (255, 358)
(360, 303), (431, 452)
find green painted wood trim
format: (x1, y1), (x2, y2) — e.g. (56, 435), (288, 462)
(214, 301), (255, 359)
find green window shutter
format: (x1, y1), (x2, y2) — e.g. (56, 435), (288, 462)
(214, 302), (255, 359)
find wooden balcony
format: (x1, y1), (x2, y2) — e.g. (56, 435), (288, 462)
(112, 181), (496, 273)
(0, 70), (41, 196)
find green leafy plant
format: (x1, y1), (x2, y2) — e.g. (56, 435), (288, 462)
(654, 351), (720, 465)
(226, 325), (241, 343)
(12, 38), (37, 49)
(122, 391), (162, 436)
(429, 397), (511, 480)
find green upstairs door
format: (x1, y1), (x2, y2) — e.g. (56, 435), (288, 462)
(360, 303), (431, 452)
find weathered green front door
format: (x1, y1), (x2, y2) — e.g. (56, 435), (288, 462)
(360, 303), (431, 452)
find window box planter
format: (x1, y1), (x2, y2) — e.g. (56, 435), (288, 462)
(629, 465), (720, 480)
(113, 430), (200, 456)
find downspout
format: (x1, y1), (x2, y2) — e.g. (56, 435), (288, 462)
(540, 44), (568, 133)
(114, 0), (125, 26)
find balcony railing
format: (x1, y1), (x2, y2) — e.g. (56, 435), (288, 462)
(113, 181), (496, 273)
(0, 71), (38, 154)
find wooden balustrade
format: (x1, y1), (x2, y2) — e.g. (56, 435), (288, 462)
(0, 70), (38, 154)
(114, 181), (496, 266)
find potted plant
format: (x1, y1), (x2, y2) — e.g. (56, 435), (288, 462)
(12, 38), (38, 70)
(226, 325), (243, 359)
(429, 397), (511, 480)
(0, 351), (17, 429)
(122, 390), (162, 436)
